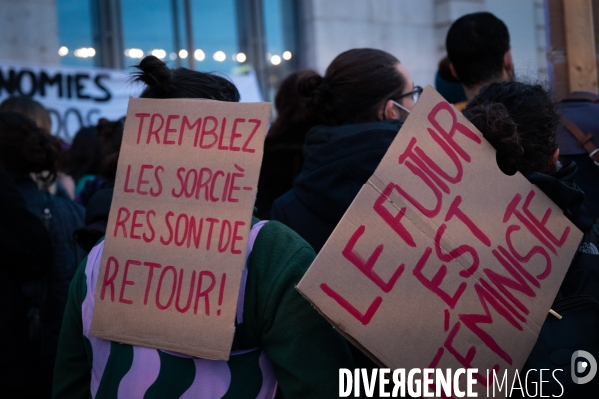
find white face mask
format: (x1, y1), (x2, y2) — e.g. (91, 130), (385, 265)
(390, 100), (412, 115)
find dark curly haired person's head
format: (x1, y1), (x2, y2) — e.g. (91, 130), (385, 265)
(0, 112), (62, 182)
(463, 82), (560, 176)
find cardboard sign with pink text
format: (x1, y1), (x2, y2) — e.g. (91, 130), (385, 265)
(297, 86), (582, 395)
(89, 98), (270, 360)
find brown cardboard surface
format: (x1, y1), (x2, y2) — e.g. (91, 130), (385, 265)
(297, 86), (583, 396)
(89, 98), (271, 360)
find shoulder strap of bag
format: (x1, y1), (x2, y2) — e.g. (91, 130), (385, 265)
(236, 220), (269, 324)
(561, 116), (599, 166)
(562, 92), (599, 103)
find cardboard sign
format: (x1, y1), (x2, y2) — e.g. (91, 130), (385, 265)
(297, 86), (583, 395)
(89, 98), (270, 360)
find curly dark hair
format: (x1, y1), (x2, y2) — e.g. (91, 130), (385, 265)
(0, 112), (62, 181)
(463, 82), (559, 176)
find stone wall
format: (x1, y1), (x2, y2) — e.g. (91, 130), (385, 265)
(299, 0), (548, 88)
(0, 0), (59, 64)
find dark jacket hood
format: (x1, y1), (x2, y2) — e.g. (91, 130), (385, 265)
(293, 119), (403, 225)
(74, 187), (114, 252)
(525, 161), (594, 233)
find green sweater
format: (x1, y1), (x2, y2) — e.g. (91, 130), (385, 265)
(53, 219), (354, 398)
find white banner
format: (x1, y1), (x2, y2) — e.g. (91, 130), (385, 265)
(0, 61), (263, 143)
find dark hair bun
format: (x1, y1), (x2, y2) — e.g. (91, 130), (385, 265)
(131, 56), (240, 102)
(296, 71), (333, 123)
(297, 71), (329, 105)
(132, 55), (172, 91)
(464, 103), (523, 175)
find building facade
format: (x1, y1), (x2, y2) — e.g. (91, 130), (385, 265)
(0, 0), (549, 102)
(297, 0), (548, 90)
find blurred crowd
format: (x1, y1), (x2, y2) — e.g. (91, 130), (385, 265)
(1, 11), (598, 399)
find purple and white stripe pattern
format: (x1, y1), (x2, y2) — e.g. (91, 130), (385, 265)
(81, 220), (277, 398)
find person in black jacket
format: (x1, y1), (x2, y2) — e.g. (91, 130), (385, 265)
(463, 81), (599, 302)
(255, 70), (319, 220)
(0, 112), (84, 398)
(271, 48), (419, 253)
(73, 118), (124, 253)
(0, 164), (52, 398)
(463, 82), (599, 396)
(270, 50), (417, 391)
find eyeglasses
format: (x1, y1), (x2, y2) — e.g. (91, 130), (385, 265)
(390, 86), (423, 115)
(396, 85), (423, 104)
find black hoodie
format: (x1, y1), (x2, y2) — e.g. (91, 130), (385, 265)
(527, 161), (599, 301)
(271, 119), (403, 253)
(0, 166), (51, 397)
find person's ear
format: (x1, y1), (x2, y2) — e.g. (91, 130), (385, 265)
(384, 100), (400, 120)
(552, 148), (560, 164)
(550, 148), (560, 172)
(449, 62), (459, 81)
(503, 50), (514, 74)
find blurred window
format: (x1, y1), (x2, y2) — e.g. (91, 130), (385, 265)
(55, 0), (298, 97)
(121, 0), (177, 67)
(191, 0), (240, 74)
(262, 0), (297, 100)
(56, 1), (95, 67)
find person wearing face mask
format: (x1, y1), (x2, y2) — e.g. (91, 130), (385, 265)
(270, 49), (417, 394)
(271, 48), (420, 254)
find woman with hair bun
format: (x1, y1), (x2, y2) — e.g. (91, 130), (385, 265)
(464, 82), (599, 396)
(54, 56), (354, 399)
(134, 54), (240, 101)
(271, 48), (420, 253)
(464, 82), (561, 177)
(269, 47), (418, 385)
(0, 112), (84, 398)
(255, 70), (320, 220)
(464, 81), (598, 299)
